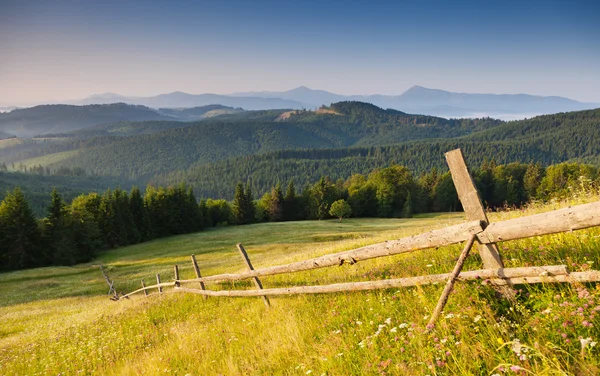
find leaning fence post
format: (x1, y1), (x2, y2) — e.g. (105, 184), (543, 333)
(174, 265), (180, 287)
(141, 280), (149, 296)
(428, 234), (477, 329)
(237, 243), (271, 307)
(156, 274), (163, 294)
(445, 149), (504, 269)
(191, 254), (207, 299)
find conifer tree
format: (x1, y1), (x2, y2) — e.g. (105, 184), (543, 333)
(0, 188), (42, 270)
(43, 188), (76, 265)
(232, 183), (247, 225)
(283, 180), (297, 221)
(268, 183), (284, 221)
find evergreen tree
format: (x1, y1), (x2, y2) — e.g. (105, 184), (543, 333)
(231, 183), (247, 225)
(283, 180), (297, 221)
(268, 183), (284, 221)
(43, 188), (76, 265)
(402, 192), (414, 218)
(129, 187), (145, 242)
(244, 183), (256, 224)
(0, 188), (42, 270)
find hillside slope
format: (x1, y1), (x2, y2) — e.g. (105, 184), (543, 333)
(2, 102), (503, 178)
(0, 103), (172, 137)
(1, 200), (599, 374)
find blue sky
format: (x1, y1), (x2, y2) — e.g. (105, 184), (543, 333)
(1, 0), (599, 104)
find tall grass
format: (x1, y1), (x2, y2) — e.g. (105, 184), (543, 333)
(1, 196), (599, 375)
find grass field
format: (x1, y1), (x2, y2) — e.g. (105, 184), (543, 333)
(14, 149), (80, 170)
(1, 198), (600, 375)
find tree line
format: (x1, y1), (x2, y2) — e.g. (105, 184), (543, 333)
(1, 160), (598, 271)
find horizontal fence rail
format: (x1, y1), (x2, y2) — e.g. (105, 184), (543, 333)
(118, 149), (600, 326)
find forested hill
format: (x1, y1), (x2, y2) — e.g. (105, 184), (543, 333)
(0, 102), (504, 178)
(0, 103), (172, 137)
(153, 108), (600, 199)
(3, 103), (600, 197)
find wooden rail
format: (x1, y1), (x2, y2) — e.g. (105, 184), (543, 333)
(118, 148), (600, 325)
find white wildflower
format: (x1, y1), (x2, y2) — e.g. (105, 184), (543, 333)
(399, 323), (409, 328)
(473, 315), (482, 323)
(390, 327), (397, 333)
(385, 317), (392, 325)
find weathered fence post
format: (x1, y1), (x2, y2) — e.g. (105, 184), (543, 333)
(445, 149), (504, 269)
(99, 263), (117, 297)
(156, 274), (163, 294)
(191, 254), (207, 299)
(141, 280), (149, 296)
(428, 234), (477, 329)
(174, 265), (180, 287)
(237, 243), (271, 307)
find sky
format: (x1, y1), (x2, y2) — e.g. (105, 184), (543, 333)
(1, 0), (599, 105)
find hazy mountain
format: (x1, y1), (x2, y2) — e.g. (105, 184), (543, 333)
(234, 86), (598, 119)
(0, 103), (172, 137)
(0, 106), (19, 113)
(72, 86), (598, 120)
(157, 104), (244, 120)
(74, 92), (306, 110)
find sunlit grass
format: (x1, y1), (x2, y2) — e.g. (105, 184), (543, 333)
(1, 197), (599, 375)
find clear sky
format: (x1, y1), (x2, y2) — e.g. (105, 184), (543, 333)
(1, 0), (599, 105)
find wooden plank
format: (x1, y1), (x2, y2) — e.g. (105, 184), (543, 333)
(445, 149), (504, 269)
(156, 274), (163, 294)
(191, 254), (207, 299)
(428, 234), (477, 328)
(173, 265), (570, 297)
(141, 280), (148, 296)
(178, 220), (484, 286)
(174, 265), (180, 287)
(478, 201), (600, 244)
(237, 243), (270, 307)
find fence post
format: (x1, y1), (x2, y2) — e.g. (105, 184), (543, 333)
(174, 265), (180, 287)
(237, 243), (271, 307)
(445, 149), (504, 269)
(156, 274), (163, 294)
(428, 234), (477, 329)
(141, 280), (149, 296)
(191, 254), (207, 299)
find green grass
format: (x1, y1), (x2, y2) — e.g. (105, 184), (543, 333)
(15, 149), (80, 169)
(1, 200), (600, 375)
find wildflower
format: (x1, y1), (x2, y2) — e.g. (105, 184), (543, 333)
(497, 338), (504, 345)
(426, 264), (433, 267)
(390, 327), (397, 333)
(355, 321), (363, 325)
(510, 365), (523, 372)
(336, 353), (343, 357)
(473, 315), (482, 323)
(444, 313), (455, 319)
(399, 323), (409, 328)
(541, 308), (552, 314)
(385, 317), (392, 325)
(306, 371), (312, 375)
(580, 337), (595, 349)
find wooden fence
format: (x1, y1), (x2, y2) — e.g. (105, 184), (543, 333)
(119, 149), (600, 326)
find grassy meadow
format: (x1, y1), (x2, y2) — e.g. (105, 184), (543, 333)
(1, 197), (600, 375)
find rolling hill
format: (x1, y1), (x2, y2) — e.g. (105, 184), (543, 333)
(1, 102), (503, 179)
(3, 103), (600, 200)
(0, 103), (172, 137)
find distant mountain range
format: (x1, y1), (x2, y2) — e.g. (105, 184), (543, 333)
(0, 103), (243, 137)
(64, 86), (598, 120)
